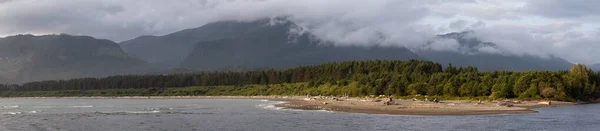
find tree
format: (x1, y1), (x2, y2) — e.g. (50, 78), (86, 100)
(514, 73), (533, 96)
(407, 82), (427, 95)
(443, 81), (458, 96)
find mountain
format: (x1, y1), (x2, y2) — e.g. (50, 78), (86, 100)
(120, 20), (268, 67)
(415, 32), (573, 71)
(0, 34), (144, 83)
(122, 18), (572, 71)
(180, 18), (420, 70)
(590, 63), (600, 71)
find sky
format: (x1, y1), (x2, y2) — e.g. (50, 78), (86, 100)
(0, 0), (599, 64)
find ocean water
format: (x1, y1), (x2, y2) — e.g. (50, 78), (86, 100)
(0, 98), (599, 131)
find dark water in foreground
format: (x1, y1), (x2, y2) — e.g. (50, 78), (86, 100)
(1, 99), (599, 131)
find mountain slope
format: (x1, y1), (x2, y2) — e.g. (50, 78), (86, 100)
(416, 32), (572, 71)
(122, 18), (572, 71)
(180, 19), (420, 70)
(0, 34), (144, 83)
(120, 20), (269, 67)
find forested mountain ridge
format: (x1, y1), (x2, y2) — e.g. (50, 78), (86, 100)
(416, 31), (573, 71)
(121, 18), (421, 70)
(0, 34), (144, 83)
(180, 18), (420, 70)
(1, 60), (598, 101)
(122, 18), (573, 72)
(0, 18), (578, 84)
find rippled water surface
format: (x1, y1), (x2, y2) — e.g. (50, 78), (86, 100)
(1, 98), (599, 131)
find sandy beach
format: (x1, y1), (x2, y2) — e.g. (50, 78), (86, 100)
(0, 96), (577, 115)
(274, 96), (578, 115)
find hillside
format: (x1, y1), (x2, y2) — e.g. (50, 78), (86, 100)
(120, 20), (269, 67)
(0, 34), (144, 83)
(180, 19), (420, 70)
(122, 18), (573, 71)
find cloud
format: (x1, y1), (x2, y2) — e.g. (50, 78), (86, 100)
(449, 20), (469, 30)
(471, 22), (600, 64)
(521, 0), (600, 19)
(0, 0), (600, 64)
(551, 31), (600, 64)
(423, 38), (461, 52)
(473, 24), (558, 58)
(0, 0), (437, 43)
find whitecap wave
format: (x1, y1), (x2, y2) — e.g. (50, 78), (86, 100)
(70, 105), (94, 108)
(317, 110), (334, 113)
(28, 111), (38, 114)
(262, 104), (284, 110)
(95, 110), (162, 115)
(3, 112), (21, 115)
(149, 107), (172, 111)
(257, 101), (287, 110)
(126, 110), (161, 114)
(2, 105), (19, 108)
(258, 101), (337, 113)
(32, 105), (55, 109)
(260, 99), (269, 102)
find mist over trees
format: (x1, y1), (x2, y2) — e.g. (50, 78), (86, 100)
(0, 60), (598, 101)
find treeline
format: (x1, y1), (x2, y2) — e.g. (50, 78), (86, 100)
(0, 60), (599, 101)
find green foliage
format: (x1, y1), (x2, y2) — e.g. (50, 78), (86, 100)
(407, 82), (427, 95)
(1, 60), (599, 101)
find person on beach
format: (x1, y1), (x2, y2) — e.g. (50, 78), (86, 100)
(385, 95), (393, 105)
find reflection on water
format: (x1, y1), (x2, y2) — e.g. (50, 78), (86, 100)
(1, 98), (599, 131)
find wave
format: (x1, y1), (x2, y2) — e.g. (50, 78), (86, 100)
(257, 101), (287, 110)
(95, 110), (161, 115)
(317, 110), (334, 113)
(2, 105), (19, 108)
(2, 112), (21, 115)
(32, 105), (55, 109)
(259, 104), (284, 110)
(126, 110), (161, 114)
(70, 105), (94, 108)
(258, 101), (336, 113)
(149, 107), (172, 111)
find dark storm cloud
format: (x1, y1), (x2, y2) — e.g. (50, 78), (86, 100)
(0, 0), (599, 64)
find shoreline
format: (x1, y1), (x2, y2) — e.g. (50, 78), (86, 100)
(0, 96), (581, 116)
(276, 98), (554, 116)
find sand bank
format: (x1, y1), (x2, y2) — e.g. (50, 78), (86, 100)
(273, 96), (576, 116)
(0, 96), (577, 115)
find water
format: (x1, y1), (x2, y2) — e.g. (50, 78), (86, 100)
(1, 98), (599, 131)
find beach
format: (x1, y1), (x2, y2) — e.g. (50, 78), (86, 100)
(0, 96), (578, 116)
(275, 96), (577, 115)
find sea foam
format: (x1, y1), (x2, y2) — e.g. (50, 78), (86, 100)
(2, 105), (19, 108)
(70, 105), (94, 108)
